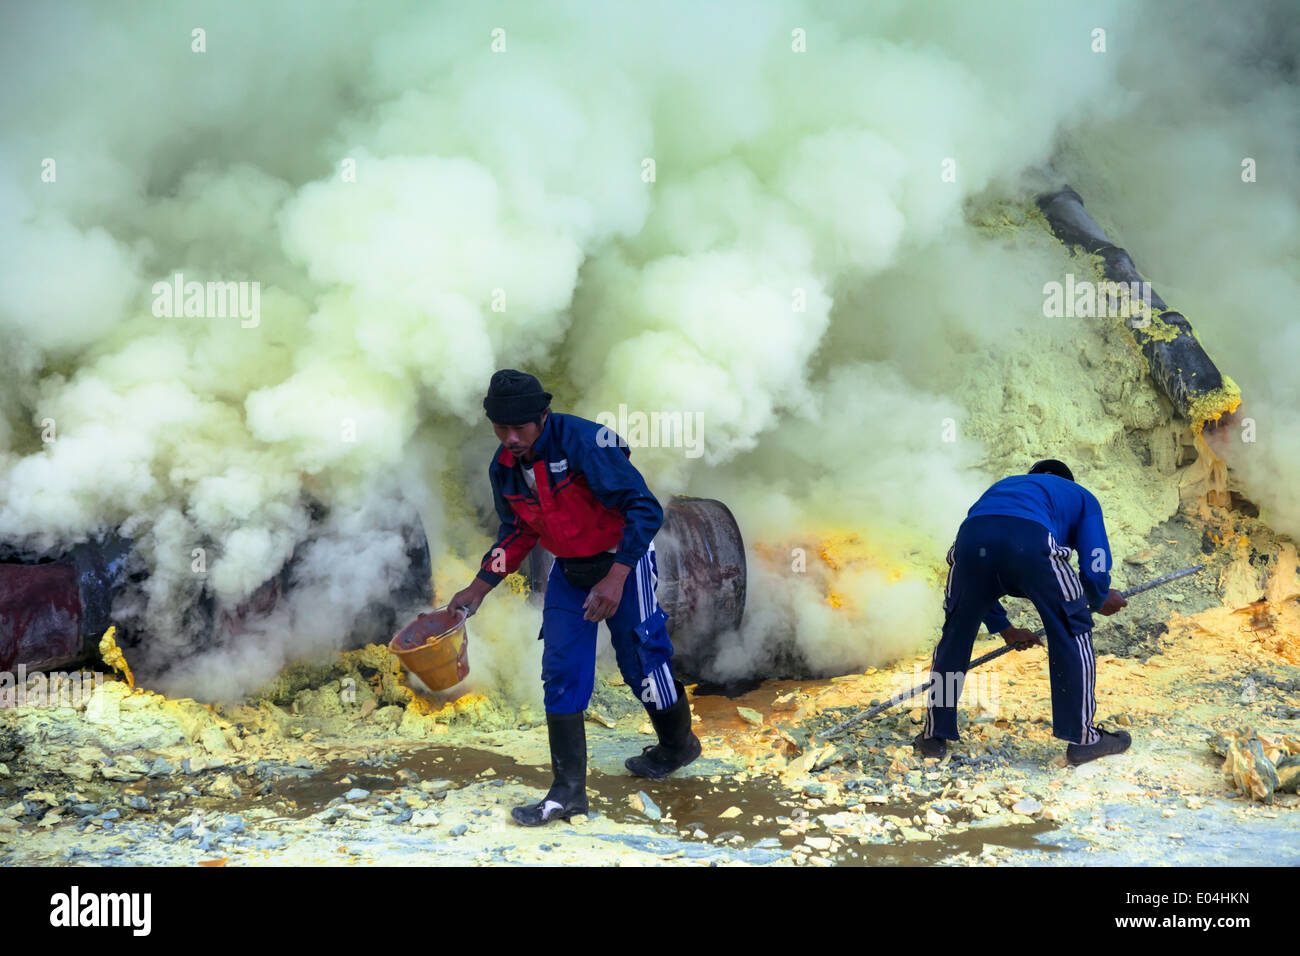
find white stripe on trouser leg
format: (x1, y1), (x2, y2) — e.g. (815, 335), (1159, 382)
(635, 560), (647, 621)
(1047, 534), (1079, 600)
(650, 663), (676, 709)
(1075, 631), (1098, 744)
(943, 544), (955, 606)
(1055, 536), (1082, 600)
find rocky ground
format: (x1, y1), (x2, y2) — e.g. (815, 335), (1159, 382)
(1, 507), (1296, 868)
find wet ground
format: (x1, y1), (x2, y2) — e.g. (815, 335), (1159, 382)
(1, 505), (1296, 867)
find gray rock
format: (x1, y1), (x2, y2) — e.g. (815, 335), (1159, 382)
(219, 814), (245, 834)
(343, 788), (370, 802)
(72, 803), (100, 817)
(393, 809), (413, 824)
(637, 791), (662, 821)
(127, 796), (151, 811)
(98, 809), (121, 821)
(148, 758), (175, 777)
(449, 824), (468, 837)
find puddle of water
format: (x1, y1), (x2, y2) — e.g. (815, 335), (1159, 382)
(200, 745), (1062, 864)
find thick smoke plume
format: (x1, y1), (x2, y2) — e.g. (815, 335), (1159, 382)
(1, 0), (1295, 698)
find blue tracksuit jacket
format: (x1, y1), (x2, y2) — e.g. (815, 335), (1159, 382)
(965, 474), (1113, 632)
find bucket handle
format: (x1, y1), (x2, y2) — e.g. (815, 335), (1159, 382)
(428, 604), (469, 636)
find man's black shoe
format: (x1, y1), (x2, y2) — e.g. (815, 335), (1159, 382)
(1066, 728), (1131, 766)
(912, 732), (948, 759)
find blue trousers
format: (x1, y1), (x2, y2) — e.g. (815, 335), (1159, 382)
(923, 515), (1102, 745)
(540, 542), (679, 714)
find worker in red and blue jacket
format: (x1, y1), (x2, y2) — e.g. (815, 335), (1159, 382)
(449, 369), (701, 826)
(916, 459), (1131, 766)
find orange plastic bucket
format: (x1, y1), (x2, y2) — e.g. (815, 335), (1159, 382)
(388, 606), (470, 692)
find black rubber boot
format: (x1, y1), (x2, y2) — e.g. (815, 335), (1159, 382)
(625, 682), (702, 779)
(511, 711), (588, 826)
(1066, 728), (1131, 766)
(912, 732), (948, 759)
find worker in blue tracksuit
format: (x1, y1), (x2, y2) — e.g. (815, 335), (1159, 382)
(449, 370), (701, 826)
(915, 459), (1131, 766)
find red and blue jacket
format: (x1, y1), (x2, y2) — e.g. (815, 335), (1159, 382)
(475, 412), (664, 589)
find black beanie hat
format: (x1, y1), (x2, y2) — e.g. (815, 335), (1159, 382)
(483, 369), (552, 425)
(1028, 459), (1075, 482)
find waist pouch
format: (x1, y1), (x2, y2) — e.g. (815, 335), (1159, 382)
(557, 552), (618, 590)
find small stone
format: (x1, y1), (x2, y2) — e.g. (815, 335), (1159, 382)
(100, 766), (144, 783)
(148, 758), (175, 777)
(1276, 756), (1300, 795)
(411, 809), (442, 827)
(127, 796), (151, 811)
(343, 788), (370, 802)
(1011, 797), (1042, 816)
(635, 791), (661, 821)
(1115, 714), (1133, 727)
(448, 823), (468, 837)
(199, 726), (232, 754)
(804, 836), (833, 851)
(718, 806), (742, 819)
(206, 774), (242, 800)
(736, 707), (763, 727)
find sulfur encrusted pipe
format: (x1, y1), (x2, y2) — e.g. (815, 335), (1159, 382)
(1036, 186), (1240, 429)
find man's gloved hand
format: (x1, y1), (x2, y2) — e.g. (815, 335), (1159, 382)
(1000, 626), (1043, 650)
(1097, 588), (1128, 616)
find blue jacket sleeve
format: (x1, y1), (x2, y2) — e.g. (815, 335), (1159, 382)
(1074, 490), (1113, 611)
(983, 601), (1011, 635)
(475, 462), (540, 588)
(568, 429), (664, 567)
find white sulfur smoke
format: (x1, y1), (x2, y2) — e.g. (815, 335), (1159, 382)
(0, 0), (1294, 698)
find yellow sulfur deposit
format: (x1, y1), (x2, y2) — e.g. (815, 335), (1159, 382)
(1187, 376), (1242, 432)
(97, 626), (134, 690)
